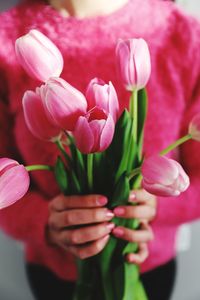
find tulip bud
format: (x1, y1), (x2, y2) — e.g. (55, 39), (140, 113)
(86, 78), (119, 122)
(141, 155), (190, 197)
(23, 90), (61, 141)
(188, 114), (200, 141)
(74, 107), (115, 154)
(42, 77), (87, 131)
(15, 29), (64, 82)
(0, 158), (30, 209)
(116, 38), (151, 91)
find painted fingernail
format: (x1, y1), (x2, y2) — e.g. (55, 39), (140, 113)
(129, 193), (136, 202)
(101, 235), (110, 243)
(97, 196), (107, 206)
(113, 227), (124, 237)
(127, 254), (136, 263)
(114, 207), (125, 216)
(106, 210), (114, 218)
(106, 223), (115, 231)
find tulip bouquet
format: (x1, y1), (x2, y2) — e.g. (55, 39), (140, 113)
(1, 29), (199, 300)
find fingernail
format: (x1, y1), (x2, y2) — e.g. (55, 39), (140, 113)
(113, 227), (124, 237)
(106, 223), (115, 231)
(106, 210), (114, 218)
(114, 207), (125, 216)
(127, 254), (136, 263)
(97, 196), (107, 206)
(101, 235), (110, 243)
(129, 193), (136, 203)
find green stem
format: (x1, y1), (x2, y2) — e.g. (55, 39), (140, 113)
(160, 134), (192, 156)
(25, 165), (53, 172)
(87, 154), (94, 191)
(132, 89), (138, 144)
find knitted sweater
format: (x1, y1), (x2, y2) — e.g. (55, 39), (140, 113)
(0, 0), (200, 281)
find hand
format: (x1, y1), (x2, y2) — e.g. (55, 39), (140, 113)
(112, 189), (157, 264)
(46, 194), (114, 259)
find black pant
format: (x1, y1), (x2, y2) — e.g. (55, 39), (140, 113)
(26, 259), (176, 300)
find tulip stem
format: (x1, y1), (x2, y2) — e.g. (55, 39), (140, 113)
(87, 154), (94, 191)
(130, 89), (138, 144)
(25, 165), (53, 172)
(160, 134), (192, 156)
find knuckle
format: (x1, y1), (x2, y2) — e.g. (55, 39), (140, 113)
(70, 231), (79, 245)
(64, 212), (74, 226)
(48, 215), (56, 229)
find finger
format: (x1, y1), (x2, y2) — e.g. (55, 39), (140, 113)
(59, 223), (115, 245)
(113, 205), (156, 221)
(67, 235), (110, 259)
(129, 189), (156, 206)
(126, 243), (149, 264)
(48, 208), (114, 229)
(112, 223), (154, 243)
(49, 194), (108, 212)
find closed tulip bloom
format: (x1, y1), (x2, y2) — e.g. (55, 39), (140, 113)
(42, 77), (87, 131)
(23, 90), (61, 141)
(141, 155), (190, 197)
(0, 158), (30, 209)
(116, 38), (151, 91)
(74, 107), (115, 154)
(86, 78), (119, 122)
(15, 29), (64, 82)
(189, 114), (200, 141)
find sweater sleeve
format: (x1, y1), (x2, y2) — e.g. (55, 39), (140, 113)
(154, 15), (200, 227)
(0, 64), (49, 247)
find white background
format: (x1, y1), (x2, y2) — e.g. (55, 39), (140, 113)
(0, 0), (200, 299)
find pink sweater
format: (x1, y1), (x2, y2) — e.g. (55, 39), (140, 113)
(0, 0), (200, 281)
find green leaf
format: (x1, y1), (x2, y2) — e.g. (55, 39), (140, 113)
(137, 88), (148, 162)
(122, 263), (140, 300)
(54, 156), (68, 194)
(111, 172), (130, 208)
(107, 110), (132, 180)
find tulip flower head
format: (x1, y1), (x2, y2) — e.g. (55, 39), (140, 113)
(189, 114), (200, 141)
(23, 90), (61, 141)
(0, 158), (30, 209)
(42, 77), (87, 131)
(116, 38), (151, 91)
(141, 155), (190, 197)
(86, 78), (119, 122)
(15, 29), (64, 82)
(74, 107), (115, 154)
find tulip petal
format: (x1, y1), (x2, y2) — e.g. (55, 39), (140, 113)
(23, 90), (60, 141)
(15, 30), (63, 82)
(99, 114), (115, 152)
(189, 114), (200, 141)
(134, 39), (151, 90)
(0, 158), (18, 174)
(0, 165), (30, 209)
(142, 155), (179, 186)
(44, 79), (87, 131)
(142, 180), (181, 197)
(89, 119), (105, 152)
(173, 161), (190, 192)
(74, 117), (94, 154)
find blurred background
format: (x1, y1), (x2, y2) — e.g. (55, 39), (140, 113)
(0, 0), (200, 299)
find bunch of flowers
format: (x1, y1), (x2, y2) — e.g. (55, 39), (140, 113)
(1, 29), (199, 300)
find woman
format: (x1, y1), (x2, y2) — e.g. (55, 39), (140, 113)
(0, 0), (200, 299)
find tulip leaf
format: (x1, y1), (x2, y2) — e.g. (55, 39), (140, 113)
(54, 156), (68, 194)
(107, 110), (132, 180)
(137, 88), (148, 162)
(122, 263), (140, 300)
(110, 172), (130, 208)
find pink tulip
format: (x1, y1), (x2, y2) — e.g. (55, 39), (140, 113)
(15, 29), (64, 82)
(41, 77), (87, 131)
(23, 90), (61, 141)
(73, 107), (115, 154)
(189, 114), (200, 141)
(86, 78), (119, 122)
(116, 38), (151, 91)
(141, 155), (190, 196)
(0, 158), (30, 209)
